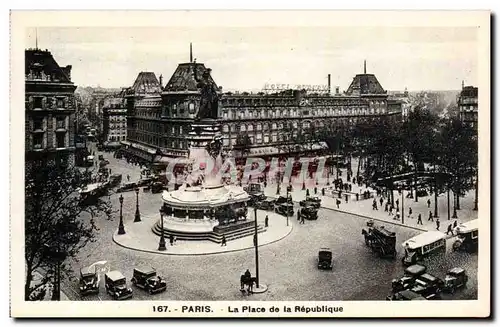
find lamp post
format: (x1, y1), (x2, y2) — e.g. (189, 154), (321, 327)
(276, 171), (281, 195)
(158, 208), (166, 251)
(134, 187), (141, 222)
(447, 185), (451, 220)
(253, 207), (260, 288)
(286, 187), (290, 227)
(118, 194), (126, 235)
(401, 187), (404, 225)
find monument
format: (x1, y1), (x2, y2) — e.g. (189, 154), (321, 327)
(152, 64), (265, 243)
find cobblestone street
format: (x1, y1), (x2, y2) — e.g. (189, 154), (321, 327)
(62, 149), (478, 301)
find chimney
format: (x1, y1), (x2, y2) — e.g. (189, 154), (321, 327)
(462, 80), (465, 89)
(159, 74), (163, 88)
(335, 86), (340, 95)
(327, 74), (331, 94)
(64, 65), (72, 81)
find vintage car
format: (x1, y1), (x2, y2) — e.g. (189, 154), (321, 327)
(151, 182), (166, 194)
(318, 248), (333, 270)
(244, 182), (265, 196)
(117, 182), (137, 193)
(131, 267), (167, 294)
(79, 266), (99, 295)
(248, 192), (266, 206)
(443, 268), (468, 293)
(275, 203), (294, 216)
(299, 196), (322, 209)
(409, 279), (442, 300)
(300, 206), (318, 220)
(386, 289), (428, 301)
(275, 196), (293, 206)
(402, 231), (446, 266)
(453, 219), (478, 253)
(104, 271), (133, 300)
(256, 198), (276, 211)
(391, 264), (427, 292)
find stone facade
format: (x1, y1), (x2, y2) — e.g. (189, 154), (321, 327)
(458, 84), (478, 129)
(25, 48), (77, 166)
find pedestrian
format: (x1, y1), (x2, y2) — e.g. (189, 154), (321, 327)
(408, 207), (413, 218)
(352, 177), (356, 185)
(388, 206), (393, 216)
(372, 199), (378, 210)
(173, 236), (177, 244)
(356, 193), (359, 201)
(446, 224), (453, 235)
(306, 189), (310, 197)
(417, 214), (423, 225)
(322, 188), (325, 196)
(265, 215), (269, 228)
(394, 208), (400, 220)
(427, 199), (431, 208)
(436, 218), (440, 230)
(384, 202), (389, 212)
(264, 180), (267, 188)
(221, 235), (227, 247)
(379, 197), (383, 207)
(314, 186), (317, 195)
(453, 220), (458, 229)
(396, 199), (399, 207)
(336, 199), (340, 209)
(127, 174), (130, 181)
(404, 243), (410, 256)
(169, 234), (174, 246)
(300, 215), (305, 224)
(428, 211), (434, 222)
(297, 210), (301, 221)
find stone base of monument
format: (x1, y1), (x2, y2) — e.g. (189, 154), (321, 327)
(152, 218), (266, 243)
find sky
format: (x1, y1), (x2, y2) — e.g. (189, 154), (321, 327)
(26, 26), (478, 92)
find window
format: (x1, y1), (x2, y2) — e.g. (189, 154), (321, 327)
(272, 133), (277, 142)
(56, 116), (65, 130)
(223, 112), (228, 119)
(257, 123), (262, 131)
(247, 124), (253, 132)
(56, 133), (66, 148)
(188, 102), (195, 114)
(33, 134), (43, 149)
(57, 98), (65, 109)
(223, 125), (229, 132)
(33, 117), (43, 130)
(256, 134), (262, 144)
(272, 123), (277, 130)
(33, 97), (43, 109)
(179, 126), (183, 134)
(264, 135), (269, 143)
(171, 126), (175, 134)
(240, 125), (246, 132)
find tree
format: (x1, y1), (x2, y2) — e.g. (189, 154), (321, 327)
(436, 118), (477, 211)
(402, 107), (439, 201)
(25, 153), (113, 301)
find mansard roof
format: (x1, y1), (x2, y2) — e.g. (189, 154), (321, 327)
(164, 63), (218, 92)
(25, 48), (73, 83)
(345, 74), (386, 96)
(131, 72), (161, 95)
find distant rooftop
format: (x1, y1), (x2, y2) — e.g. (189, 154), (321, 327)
(25, 48), (73, 84)
(164, 62), (217, 92)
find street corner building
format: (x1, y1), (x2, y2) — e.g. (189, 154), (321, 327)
(25, 48), (78, 166)
(121, 53), (403, 170)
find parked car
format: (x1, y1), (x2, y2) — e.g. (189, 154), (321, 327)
(300, 206), (318, 220)
(299, 196), (321, 209)
(318, 248), (333, 270)
(392, 264), (427, 292)
(255, 198), (276, 211)
(79, 266), (99, 296)
(137, 178), (153, 187)
(104, 271), (133, 300)
(108, 174), (122, 188)
(275, 196), (293, 205)
(275, 203), (294, 216)
(151, 182), (166, 194)
(386, 289), (427, 301)
(117, 182), (137, 193)
(131, 267), (167, 294)
(443, 268), (468, 293)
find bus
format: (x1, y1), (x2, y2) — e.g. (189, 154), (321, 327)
(402, 231), (446, 266)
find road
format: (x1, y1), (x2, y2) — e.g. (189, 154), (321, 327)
(64, 147), (478, 301)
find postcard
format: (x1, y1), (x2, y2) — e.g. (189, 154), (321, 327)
(10, 10), (490, 318)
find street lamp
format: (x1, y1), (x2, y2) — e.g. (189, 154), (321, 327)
(134, 187), (141, 222)
(118, 194), (126, 235)
(276, 171), (281, 195)
(253, 207), (260, 288)
(158, 208), (167, 251)
(286, 187), (290, 227)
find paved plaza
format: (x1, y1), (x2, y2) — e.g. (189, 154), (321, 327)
(61, 148), (478, 301)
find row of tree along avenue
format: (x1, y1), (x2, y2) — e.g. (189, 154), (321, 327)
(25, 153), (113, 301)
(234, 107), (478, 214)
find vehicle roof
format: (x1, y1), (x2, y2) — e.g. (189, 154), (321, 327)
(106, 270), (125, 280)
(456, 219), (478, 233)
(405, 264), (427, 275)
(280, 203), (294, 207)
(403, 231), (446, 249)
(448, 267), (465, 275)
(419, 273), (438, 281)
(319, 247), (332, 252)
(134, 267), (156, 275)
(399, 289), (425, 299)
(80, 266), (96, 276)
(87, 155), (94, 159)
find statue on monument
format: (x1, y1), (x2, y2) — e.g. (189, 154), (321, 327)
(192, 60), (219, 120)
